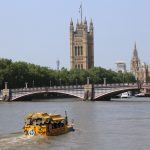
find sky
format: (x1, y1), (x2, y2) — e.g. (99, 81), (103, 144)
(0, 0), (150, 71)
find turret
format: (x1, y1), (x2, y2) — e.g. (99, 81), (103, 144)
(130, 42), (141, 78)
(83, 18), (87, 31)
(89, 19), (93, 34)
(76, 19), (79, 30)
(70, 18), (74, 32)
(132, 42), (138, 59)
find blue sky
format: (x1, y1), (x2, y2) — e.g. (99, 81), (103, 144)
(0, 0), (150, 70)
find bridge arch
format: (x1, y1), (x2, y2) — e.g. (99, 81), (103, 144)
(12, 91), (84, 101)
(94, 88), (139, 101)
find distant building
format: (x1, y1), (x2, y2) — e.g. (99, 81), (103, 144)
(116, 61), (127, 73)
(70, 17), (94, 70)
(130, 43), (150, 83)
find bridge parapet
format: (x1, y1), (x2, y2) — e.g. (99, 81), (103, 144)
(94, 83), (138, 89)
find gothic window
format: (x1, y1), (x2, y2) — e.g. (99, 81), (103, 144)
(81, 64), (83, 69)
(78, 46), (80, 56)
(75, 64), (77, 68)
(78, 64), (80, 69)
(80, 46), (83, 55)
(75, 46), (77, 56)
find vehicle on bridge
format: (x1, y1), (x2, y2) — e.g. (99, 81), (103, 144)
(23, 112), (74, 136)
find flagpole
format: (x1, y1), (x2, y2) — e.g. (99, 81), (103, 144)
(79, 2), (83, 23)
(81, 2), (82, 23)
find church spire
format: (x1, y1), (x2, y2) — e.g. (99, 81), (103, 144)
(70, 18), (74, 31)
(130, 42), (140, 76)
(134, 42), (137, 50)
(133, 42), (138, 59)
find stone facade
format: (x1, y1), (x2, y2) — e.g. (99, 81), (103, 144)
(70, 18), (94, 70)
(116, 61), (127, 73)
(130, 43), (150, 83)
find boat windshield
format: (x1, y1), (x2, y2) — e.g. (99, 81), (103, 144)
(25, 118), (52, 125)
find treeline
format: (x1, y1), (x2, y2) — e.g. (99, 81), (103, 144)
(0, 58), (136, 89)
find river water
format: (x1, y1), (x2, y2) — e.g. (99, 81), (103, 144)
(1, 97), (150, 150)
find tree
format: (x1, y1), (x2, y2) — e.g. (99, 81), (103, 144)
(0, 58), (136, 89)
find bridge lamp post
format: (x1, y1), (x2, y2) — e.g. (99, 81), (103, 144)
(87, 77), (90, 85)
(59, 78), (62, 86)
(103, 78), (107, 85)
(4, 82), (8, 89)
(123, 74), (125, 85)
(76, 79), (78, 86)
(49, 80), (52, 87)
(25, 82), (28, 88)
(32, 80), (34, 88)
(69, 78), (72, 86)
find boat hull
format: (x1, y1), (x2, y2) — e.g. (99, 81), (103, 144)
(23, 124), (74, 136)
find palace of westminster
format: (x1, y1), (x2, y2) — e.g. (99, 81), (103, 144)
(70, 18), (94, 70)
(70, 12), (150, 83)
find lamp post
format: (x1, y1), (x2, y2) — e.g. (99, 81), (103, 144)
(32, 80), (34, 87)
(68, 78), (72, 86)
(76, 79), (78, 86)
(25, 82), (28, 88)
(49, 80), (52, 87)
(87, 77), (90, 85)
(4, 82), (8, 89)
(123, 73), (125, 85)
(59, 78), (62, 86)
(103, 78), (106, 85)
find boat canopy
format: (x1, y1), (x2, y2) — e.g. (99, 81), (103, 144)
(25, 112), (65, 123)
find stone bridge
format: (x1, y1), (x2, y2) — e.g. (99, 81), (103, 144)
(0, 83), (144, 101)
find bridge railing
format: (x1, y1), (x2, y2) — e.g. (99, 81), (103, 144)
(94, 83), (138, 88)
(7, 83), (141, 94)
(11, 85), (85, 93)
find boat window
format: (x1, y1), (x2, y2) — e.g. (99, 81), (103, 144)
(52, 123), (58, 129)
(33, 120), (37, 125)
(25, 119), (32, 125)
(60, 121), (64, 127)
(58, 122), (61, 128)
(36, 118), (42, 125)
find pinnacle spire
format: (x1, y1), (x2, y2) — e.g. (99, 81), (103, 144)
(133, 42), (138, 59)
(77, 19), (79, 25)
(134, 42), (137, 50)
(89, 18), (93, 33)
(70, 18), (73, 25)
(84, 17), (87, 24)
(90, 18), (93, 24)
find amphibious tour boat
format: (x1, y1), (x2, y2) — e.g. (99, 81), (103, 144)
(23, 111), (74, 136)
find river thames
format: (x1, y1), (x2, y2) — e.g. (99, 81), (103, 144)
(0, 97), (150, 150)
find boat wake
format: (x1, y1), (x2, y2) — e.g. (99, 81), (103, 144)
(0, 133), (38, 150)
(0, 132), (57, 150)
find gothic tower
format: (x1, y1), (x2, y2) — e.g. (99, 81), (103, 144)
(130, 43), (141, 79)
(70, 18), (94, 70)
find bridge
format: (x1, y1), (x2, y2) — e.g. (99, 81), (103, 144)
(0, 82), (147, 101)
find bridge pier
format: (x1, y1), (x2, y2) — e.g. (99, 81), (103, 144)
(142, 88), (150, 96)
(84, 84), (94, 100)
(2, 82), (11, 101)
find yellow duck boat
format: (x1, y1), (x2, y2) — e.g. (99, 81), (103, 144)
(23, 111), (74, 136)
